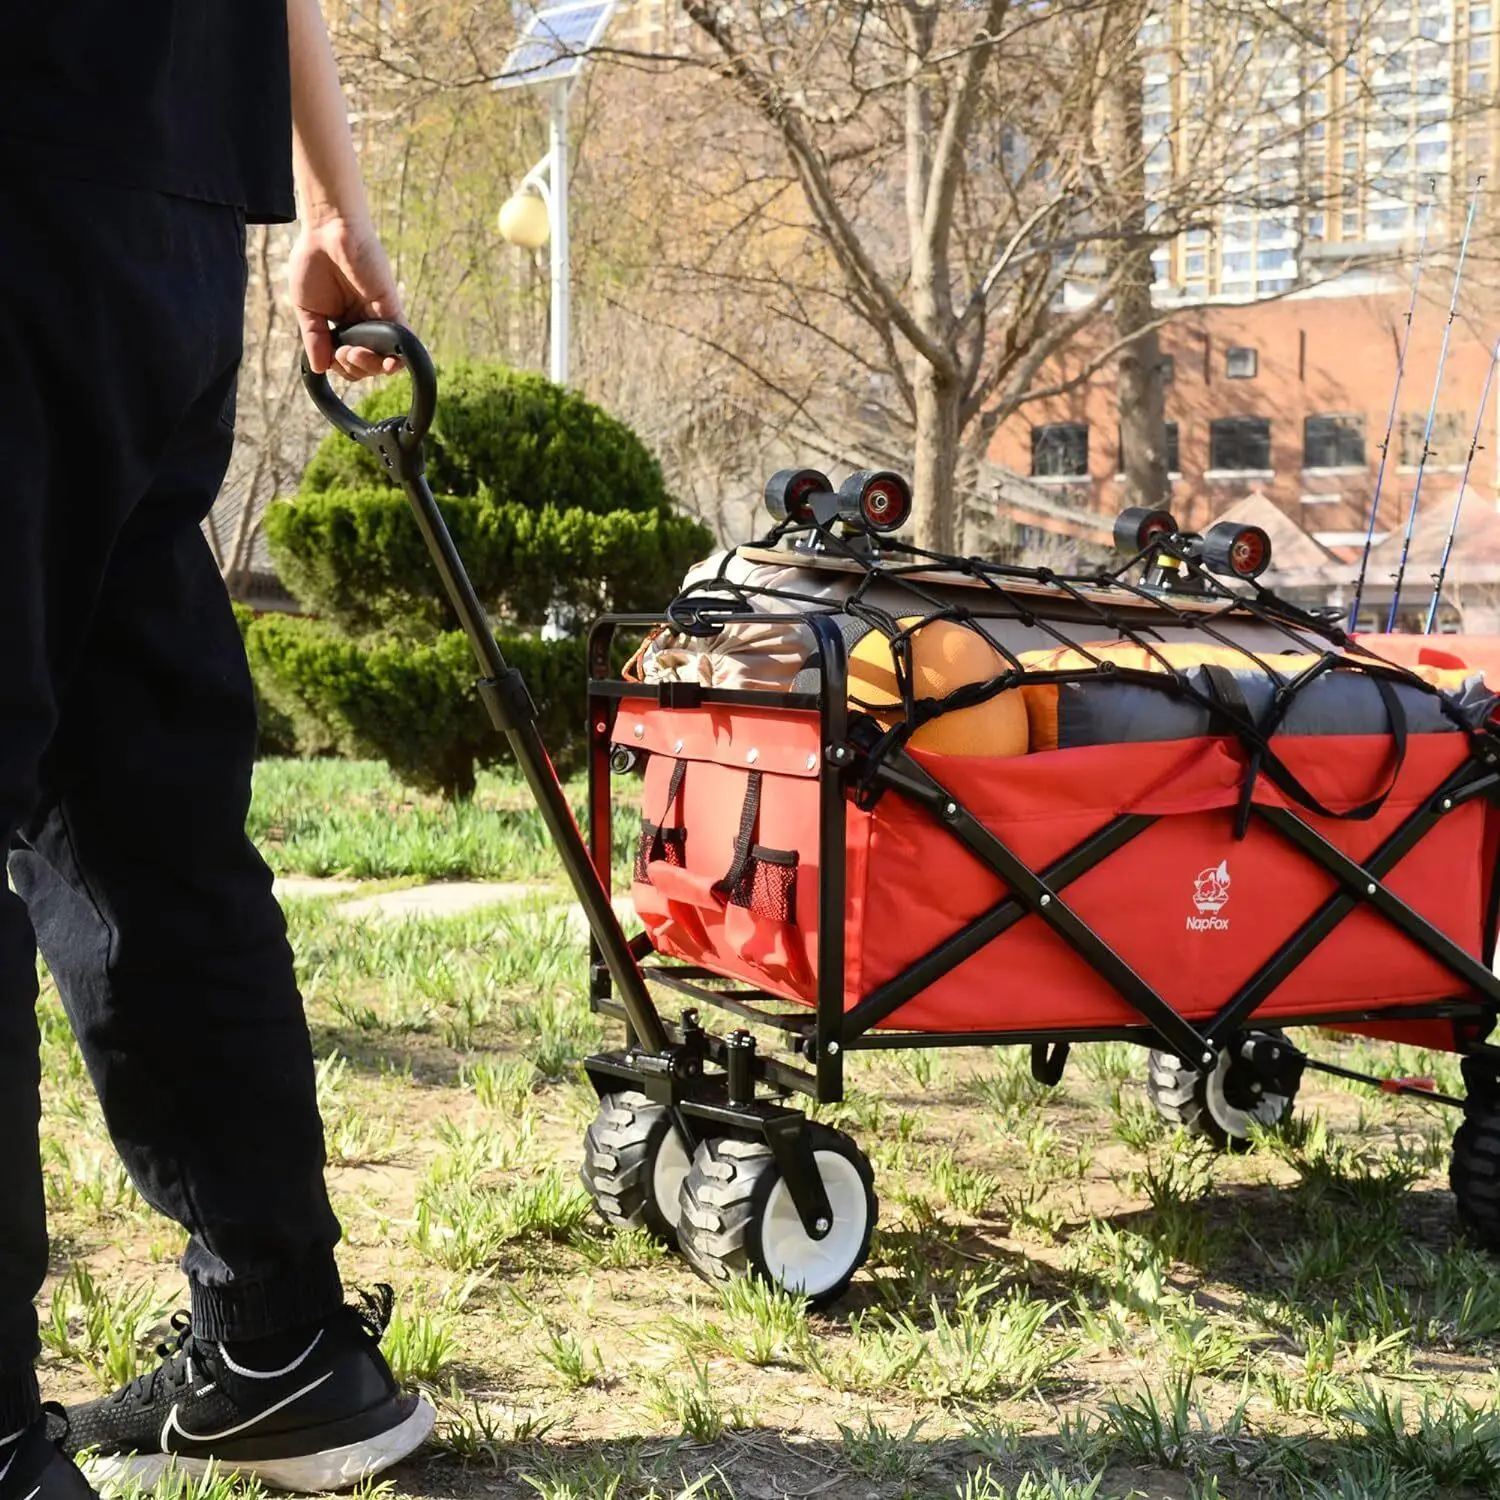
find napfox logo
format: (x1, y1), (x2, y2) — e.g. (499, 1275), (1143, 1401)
(1187, 861), (1231, 931)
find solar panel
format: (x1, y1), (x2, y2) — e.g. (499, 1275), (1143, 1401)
(495, 1), (616, 89)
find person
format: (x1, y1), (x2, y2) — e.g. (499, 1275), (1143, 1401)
(0, 3), (433, 1497)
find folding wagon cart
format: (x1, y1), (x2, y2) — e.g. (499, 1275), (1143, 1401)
(306, 326), (1500, 1308)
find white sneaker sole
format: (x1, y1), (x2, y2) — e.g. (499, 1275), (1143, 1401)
(82, 1397), (435, 1495)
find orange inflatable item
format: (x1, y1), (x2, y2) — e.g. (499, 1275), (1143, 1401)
(1361, 633), (1500, 689)
(847, 615), (1028, 757)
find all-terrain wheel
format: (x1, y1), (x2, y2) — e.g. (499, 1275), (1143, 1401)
(1450, 1059), (1500, 1250)
(1147, 1030), (1298, 1151)
(676, 1125), (877, 1308)
(580, 1091), (693, 1246)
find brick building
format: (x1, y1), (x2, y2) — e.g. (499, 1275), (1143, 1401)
(987, 283), (1498, 569)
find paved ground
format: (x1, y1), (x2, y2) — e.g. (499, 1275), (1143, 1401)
(339, 880), (544, 920)
(273, 873), (634, 937)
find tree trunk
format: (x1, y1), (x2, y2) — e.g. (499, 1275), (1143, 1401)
(1115, 282), (1168, 513)
(1100, 2), (1168, 514)
(903, 3), (962, 556)
(913, 357), (962, 554)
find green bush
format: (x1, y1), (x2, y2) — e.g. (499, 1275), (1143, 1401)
(231, 603), (299, 757)
(263, 486), (709, 635)
(246, 615), (588, 800)
(298, 363), (675, 517)
(249, 362), (704, 797)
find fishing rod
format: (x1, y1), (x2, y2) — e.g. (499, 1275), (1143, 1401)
(1387, 180), (1483, 632)
(1347, 193), (1433, 633)
(1424, 338), (1499, 633)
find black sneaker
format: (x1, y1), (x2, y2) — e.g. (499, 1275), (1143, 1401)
(0, 1410), (98, 1500)
(66, 1288), (434, 1494)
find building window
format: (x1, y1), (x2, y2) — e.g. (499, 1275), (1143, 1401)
(1304, 413), (1366, 468)
(1031, 423), (1089, 477)
(1226, 346), (1259, 379)
(1117, 421), (1181, 476)
(1159, 354), (1175, 384)
(1400, 411), (1470, 466)
(1210, 417), (1272, 472)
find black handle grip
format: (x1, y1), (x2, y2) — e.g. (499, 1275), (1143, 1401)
(300, 320), (438, 447)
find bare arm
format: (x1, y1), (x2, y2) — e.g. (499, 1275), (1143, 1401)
(286, 0), (403, 379)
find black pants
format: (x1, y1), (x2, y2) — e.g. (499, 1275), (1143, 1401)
(0, 176), (342, 1427)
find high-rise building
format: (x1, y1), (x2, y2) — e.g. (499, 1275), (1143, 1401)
(1143, 0), (1498, 300)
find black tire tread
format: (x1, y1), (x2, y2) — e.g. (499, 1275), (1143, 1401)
(1451, 1060), (1500, 1251)
(1146, 1032), (1296, 1153)
(677, 1124), (876, 1309)
(1146, 1051), (1224, 1144)
(677, 1137), (775, 1286)
(580, 1091), (677, 1243)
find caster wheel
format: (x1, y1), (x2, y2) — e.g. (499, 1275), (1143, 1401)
(1147, 1030), (1297, 1151)
(838, 469), (912, 533)
(676, 1124), (877, 1308)
(1450, 1059), (1500, 1250)
(764, 467), (831, 525)
(1201, 521), (1272, 580)
(1113, 505), (1178, 555)
(580, 1091), (693, 1246)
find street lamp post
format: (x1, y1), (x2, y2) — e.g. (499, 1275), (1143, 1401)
(495, 2), (614, 388)
(547, 85), (570, 387)
(498, 92), (569, 384)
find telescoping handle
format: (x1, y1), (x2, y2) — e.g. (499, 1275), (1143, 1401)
(299, 322), (667, 1053)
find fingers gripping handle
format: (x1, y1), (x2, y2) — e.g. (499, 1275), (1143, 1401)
(299, 320), (438, 451)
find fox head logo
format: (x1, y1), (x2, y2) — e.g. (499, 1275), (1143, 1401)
(1193, 860), (1231, 915)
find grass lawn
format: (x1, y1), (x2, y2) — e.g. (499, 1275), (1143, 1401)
(34, 761), (1500, 1499)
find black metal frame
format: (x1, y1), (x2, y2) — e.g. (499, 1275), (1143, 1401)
(583, 603), (1500, 1118)
(303, 323), (1500, 1248)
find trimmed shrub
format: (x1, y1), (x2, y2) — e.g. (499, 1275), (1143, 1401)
(262, 487), (710, 635)
(297, 363), (674, 517)
(249, 362), (706, 796)
(247, 614), (587, 799)
(231, 603), (299, 757)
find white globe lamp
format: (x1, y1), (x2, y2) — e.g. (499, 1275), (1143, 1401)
(498, 190), (551, 249)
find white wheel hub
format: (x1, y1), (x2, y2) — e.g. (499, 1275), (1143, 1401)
(760, 1150), (868, 1298)
(653, 1124), (693, 1230)
(1205, 1048), (1288, 1140)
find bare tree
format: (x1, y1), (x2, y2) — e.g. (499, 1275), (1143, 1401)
(651, 0), (1150, 552)
(204, 225), (321, 597)
(1096, 0), (1169, 512)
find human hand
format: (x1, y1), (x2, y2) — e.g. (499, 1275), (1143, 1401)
(289, 214), (405, 381)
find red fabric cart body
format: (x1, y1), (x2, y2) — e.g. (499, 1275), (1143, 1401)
(622, 696), (1496, 1039)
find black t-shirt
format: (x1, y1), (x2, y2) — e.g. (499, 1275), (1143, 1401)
(1, 3), (295, 224)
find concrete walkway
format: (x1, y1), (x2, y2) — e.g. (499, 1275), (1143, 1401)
(273, 875), (363, 901)
(273, 872), (636, 936)
(339, 880), (543, 921)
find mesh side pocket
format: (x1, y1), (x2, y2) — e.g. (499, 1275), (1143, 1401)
(634, 820), (686, 883)
(727, 846), (798, 923)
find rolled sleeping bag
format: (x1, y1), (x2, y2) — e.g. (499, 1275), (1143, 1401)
(636, 551), (857, 690)
(1018, 641), (1493, 753)
(846, 615), (1029, 756)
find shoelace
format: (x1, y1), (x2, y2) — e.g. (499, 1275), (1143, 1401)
(112, 1313), (198, 1408)
(351, 1285), (395, 1342)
